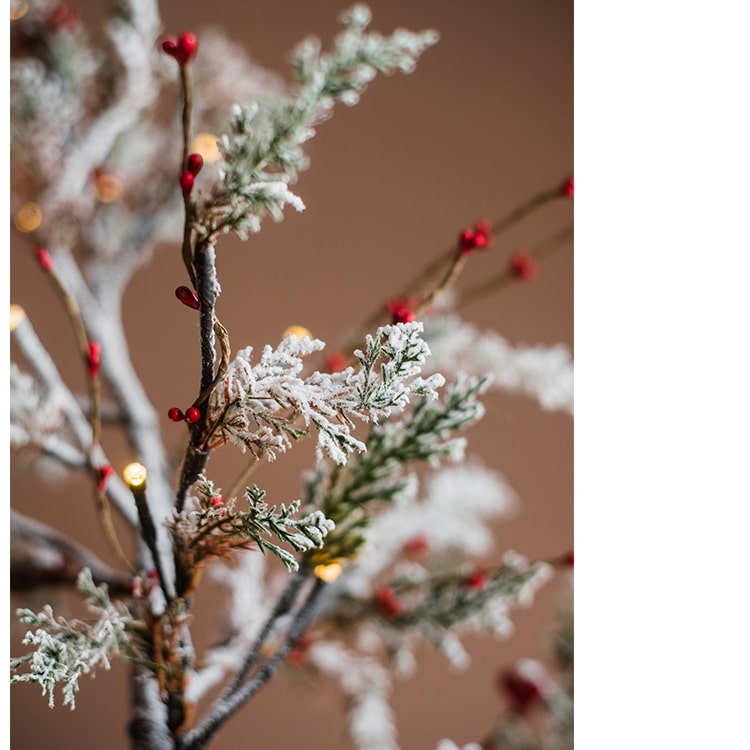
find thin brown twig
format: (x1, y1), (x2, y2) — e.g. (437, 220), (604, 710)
(457, 223), (574, 310)
(359, 184), (565, 336)
(225, 456), (261, 502)
(42, 260), (131, 571)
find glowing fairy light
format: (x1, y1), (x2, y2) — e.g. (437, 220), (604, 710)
(14, 203), (43, 233)
(123, 462), (147, 488)
(10, 304), (26, 332)
(95, 174), (124, 203)
(282, 325), (312, 341)
(313, 562), (343, 583)
(191, 132), (221, 164)
(10, 1), (28, 21)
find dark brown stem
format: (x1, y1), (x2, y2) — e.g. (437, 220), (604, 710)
(181, 576), (325, 750)
(10, 509), (132, 594)
(130, 483), (174, 601)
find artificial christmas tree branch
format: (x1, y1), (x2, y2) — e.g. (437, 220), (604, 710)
(10, 5), (572, 749)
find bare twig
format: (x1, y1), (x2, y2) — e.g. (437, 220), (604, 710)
(11, 509), (132, 594)
(11, 313), (137, 526)
(457, 223), (574, 310)
(181, 577), (326, 750)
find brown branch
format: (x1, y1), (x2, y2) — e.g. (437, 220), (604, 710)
(10, 509), (132, 594)
(457, 223), (574, 310)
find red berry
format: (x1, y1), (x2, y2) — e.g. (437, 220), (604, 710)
(325, 351), (349, 373)
(175, 286), (200, 309)
(289, 632), (315, 667)
(179, 171), (194, 197)
(465, 571), (487, 591)
(46, 5), (81, 32)
(185, 407), (200, 424)
(497, 660), (549, 713)
(168, 407), (184, 422)
(210, 496), (223, 506)
(459, 220), (493, 255)
(402, 534), (429, 558)
(87, 341), (101, 378)
(36, 247), (53, 271)
(559, 176), (574, 197)
(161, 36), (179, 58)
(375, 587), (405, 617)
(509, 251), (539, 281)
(97, 464), (114, 491)
(187, 153), (204, 176)
(459, 228), (477, 254)
(560, 550), (574, 568)
(178, 32), (199, 64)
(386, 298), (416, 325)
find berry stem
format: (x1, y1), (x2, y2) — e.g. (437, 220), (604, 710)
(457, 223), (573, 311)
(34, 248), (131, 569)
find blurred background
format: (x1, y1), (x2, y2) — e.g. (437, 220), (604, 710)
(10, 0), (573, 747)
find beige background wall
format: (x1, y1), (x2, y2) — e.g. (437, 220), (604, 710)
(10, 1), (573, 747)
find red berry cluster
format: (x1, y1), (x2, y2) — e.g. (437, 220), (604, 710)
(375, 586), (405, 618)
(180, 152), (204, 198)
(161, 32), (199, 66)
(459, 219), (493, 254)
(168, 406), (201, 424)
(509, 250), (539, 281)
(175, 286), (200, 309)
(386, 297), (417, 325)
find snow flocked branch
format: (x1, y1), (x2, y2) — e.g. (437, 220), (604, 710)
(170, 476), (335, 578)
(198, 5), (439, 240)
(10, 569), (142, 709)
(206, 322), (444, 465)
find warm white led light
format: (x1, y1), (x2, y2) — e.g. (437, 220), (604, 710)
(123, 462), (147, 488)
(282, 325), (313, 342)
(313, 562), (343, 583)
(10, 304), (26, 332)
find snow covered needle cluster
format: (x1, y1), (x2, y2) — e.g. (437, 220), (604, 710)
(10, 2), (572, 750)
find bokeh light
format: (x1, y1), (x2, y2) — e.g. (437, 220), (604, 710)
(123, 462), (148, 488)
(313, 562), (343, 583)
(10, 1), (28, 21)
(10, 304), (26, 332)
(282, 325), (312, 341)
(14, 203), (43, 233)
(95, 174), (124, 203)
(191, 133), (222, 164)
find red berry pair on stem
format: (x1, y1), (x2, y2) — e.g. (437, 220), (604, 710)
(161, 32), (198, 66)
(168, 406), (200, 424)
(459, 219), (493, 255)
(180, 153), (204, 198)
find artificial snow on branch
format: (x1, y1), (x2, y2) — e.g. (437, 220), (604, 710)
(200, 5), (438, 239)
(206, 322), (444, 464)
(10, 569), (141, 709)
